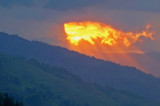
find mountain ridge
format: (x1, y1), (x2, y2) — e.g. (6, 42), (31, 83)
(1, 53), (158, 106)
(0, 32), (160, 101)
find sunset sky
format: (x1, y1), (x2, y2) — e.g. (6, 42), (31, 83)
(0, 0), (160, 76)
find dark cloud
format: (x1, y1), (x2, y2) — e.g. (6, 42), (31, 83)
(0, 0), (159, 13)
(0, 0), (106, 9)
(0, 0), (33, 7)
(106, 0), (160, 13)
(45, 0), (107, 10)
(45, 0), (160, 13)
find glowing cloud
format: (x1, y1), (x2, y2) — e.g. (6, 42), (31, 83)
(64, 21), (153, 47)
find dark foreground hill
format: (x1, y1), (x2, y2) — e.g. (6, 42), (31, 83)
(0, 92), (23, 106)
(0, 54), (158, 106)
(0, 32), (160, 101)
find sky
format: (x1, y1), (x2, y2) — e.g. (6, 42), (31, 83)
(0, 0), (160, 76)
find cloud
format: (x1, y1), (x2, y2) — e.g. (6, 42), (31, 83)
(45, 0), (107, 10)
(1, 0), (160, 14)
(0, 0), (160, 77)
(0, 0), (33, 7)
(0, 1), (159, 52)
(44, 0), (160, 13)
(106, 0), (160, 13)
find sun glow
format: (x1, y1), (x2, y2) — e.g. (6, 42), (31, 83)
(63, 21), (154, 74)
(64, 21), (153, 47)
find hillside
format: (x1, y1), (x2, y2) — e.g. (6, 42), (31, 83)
(0, 54), (158, 106)
(0, 32), (160, 101)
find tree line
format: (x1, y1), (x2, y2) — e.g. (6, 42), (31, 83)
(0, 92), (23, 106)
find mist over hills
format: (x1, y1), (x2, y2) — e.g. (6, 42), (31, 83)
(100, 52), (160, 77)
(0, 32), (160, 102)
(126, 53), (160, 77)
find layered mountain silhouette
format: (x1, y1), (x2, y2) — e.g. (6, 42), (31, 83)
(0, 54), (159, 106)
(0, 32), (160, 102)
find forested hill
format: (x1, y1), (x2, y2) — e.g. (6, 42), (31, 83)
(0, 92), (23, 106)
(0, 32), (160, 102)
(0, 54), (159, 106)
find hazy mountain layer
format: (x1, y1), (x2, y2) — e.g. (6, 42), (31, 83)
(0, 54), (158, 106)
(0, 32), (160, 102)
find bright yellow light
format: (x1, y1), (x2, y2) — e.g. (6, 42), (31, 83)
(64, 21), (153, 47)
